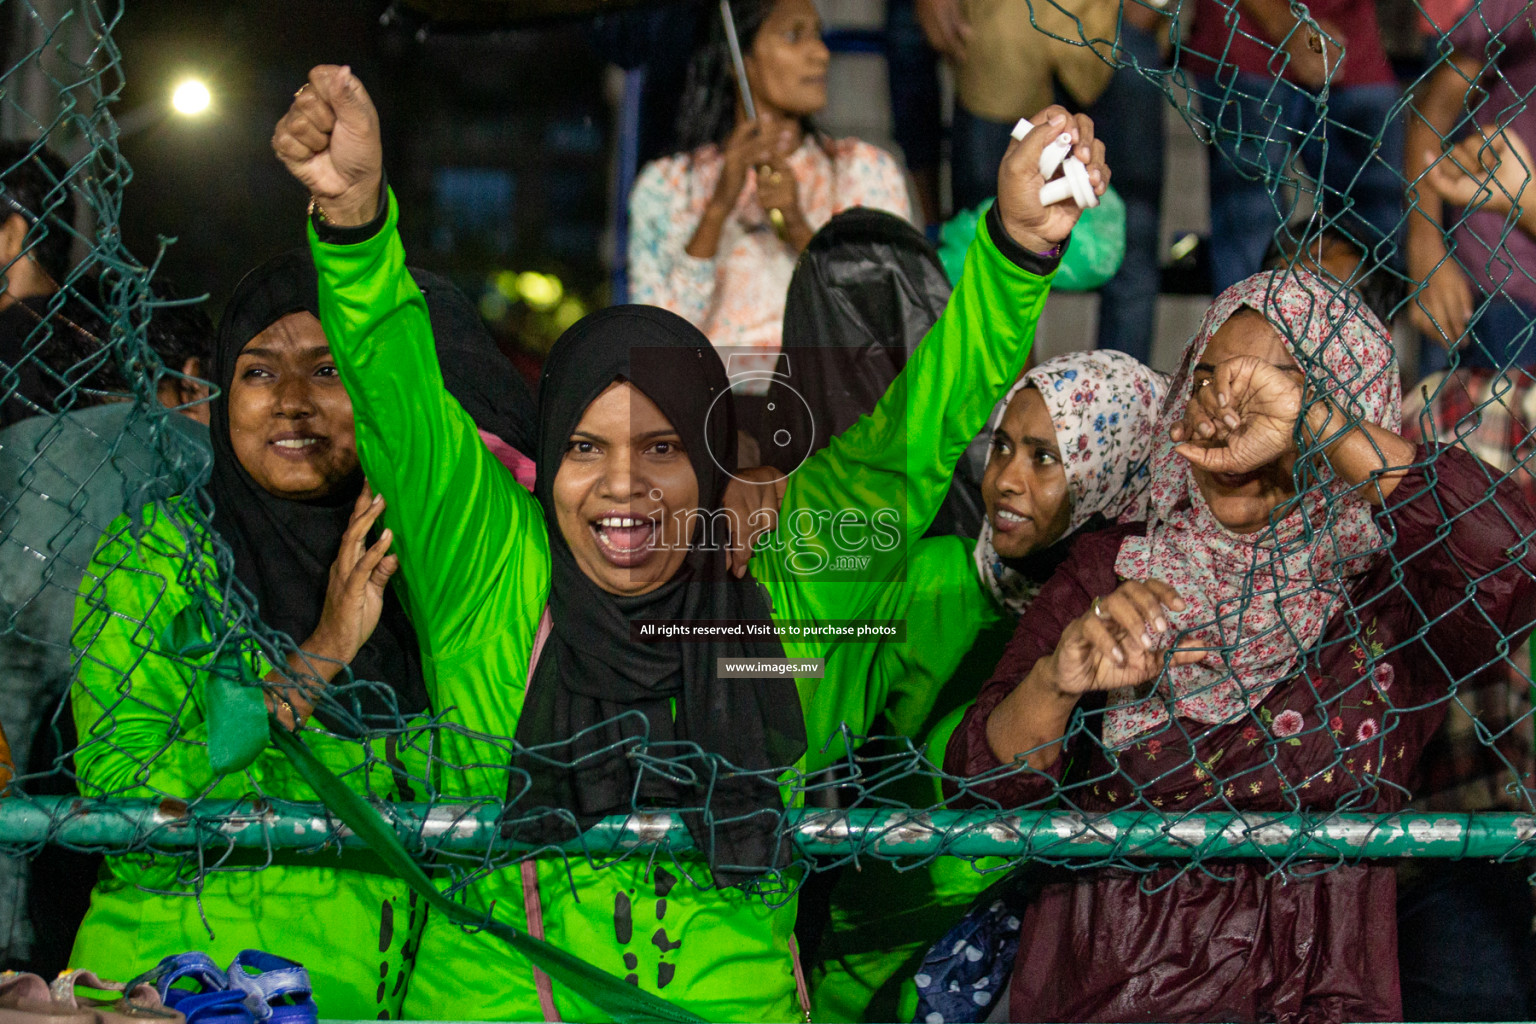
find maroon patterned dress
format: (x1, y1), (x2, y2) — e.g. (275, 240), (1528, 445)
(945, 446), (1536, 1023)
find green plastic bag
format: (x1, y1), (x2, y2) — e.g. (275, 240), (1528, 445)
(161, 603), (269, 776)
(939, 185), (1126, 292)
(204, 672), (269, 775)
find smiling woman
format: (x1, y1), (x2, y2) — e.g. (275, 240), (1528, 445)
(205, 250), (419, 729)
(552, 377), (700, 593)
(627, 0), (913, 409)
(810, 350), (1167, 1023)
(975, 350), (1166, 615)
(69, 248), (425, 1019)
(67, 249), (537, 1018)
(227, 311), (358, 502)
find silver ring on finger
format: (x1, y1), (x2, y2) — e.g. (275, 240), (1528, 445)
(1092, 597), (1109, 621)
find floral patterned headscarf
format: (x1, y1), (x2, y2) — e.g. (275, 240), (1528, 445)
(1106, 270), (1402, 747)
(974, 350), (1167, 616)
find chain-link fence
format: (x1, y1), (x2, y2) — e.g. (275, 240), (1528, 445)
(3, 0), (1536, 1020)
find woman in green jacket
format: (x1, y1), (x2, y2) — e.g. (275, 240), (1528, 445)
(68, 252), (532, 1017)
(273, 64), (1106, 1022)
(808, 350), (1169, 1022)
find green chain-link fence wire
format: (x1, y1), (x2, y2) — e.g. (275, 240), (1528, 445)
(3, 0), (1536, 995)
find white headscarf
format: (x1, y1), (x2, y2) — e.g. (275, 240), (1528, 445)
(973, 350), (1168, 616)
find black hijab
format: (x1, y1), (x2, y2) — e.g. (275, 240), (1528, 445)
(409, 267), (536, 457)
(512, 305), (807, 886)
(773, 208), (986, 537)
(210, 250), (534, 732)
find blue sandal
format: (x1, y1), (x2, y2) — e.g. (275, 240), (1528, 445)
(224, 952), (316, 1024)
(130, 954), (250, 1024)
(152, 990), (247, 1024)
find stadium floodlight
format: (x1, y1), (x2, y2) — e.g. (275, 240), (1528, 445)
(170, 78), (212, 117)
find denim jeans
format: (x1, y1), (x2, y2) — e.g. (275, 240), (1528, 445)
(1419, 294), (1536, 375)
(1086, 23), (1165, 363)
(1198, 71), (1405, 294)
(950, 104), (1016, 216)
(885, 0), (942, 177)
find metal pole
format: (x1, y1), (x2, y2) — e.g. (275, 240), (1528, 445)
(4, 798), (1534, 860)
(719, 0), (757, 122)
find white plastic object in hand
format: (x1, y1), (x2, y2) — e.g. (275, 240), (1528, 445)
(1040, 157), (1099, 209)
(1010, 117), (1099, 209)
(1039, 134), (1074, 180)
(1011, 118), (1073, 178)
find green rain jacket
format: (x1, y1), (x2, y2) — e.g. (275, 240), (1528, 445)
(68, 500), (425, 1019)
(309, 193), (1049, 1022)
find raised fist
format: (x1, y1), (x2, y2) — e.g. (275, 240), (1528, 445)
(272, 64), (383, 227)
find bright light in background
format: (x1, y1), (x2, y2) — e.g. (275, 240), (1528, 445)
(515, 271), (563, 311)
(489, 271), (517, 301)
(552, 296), (586, 334)
(170, 79), (211, 117)
(481, 270), (581, 338)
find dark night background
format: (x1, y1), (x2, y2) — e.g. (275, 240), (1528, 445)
(101, 1), (657, 369)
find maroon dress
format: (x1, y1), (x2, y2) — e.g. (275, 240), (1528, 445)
(945, 447), (1536, 1023)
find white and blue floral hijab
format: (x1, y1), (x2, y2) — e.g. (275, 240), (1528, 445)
(972, 350), (1168, 616)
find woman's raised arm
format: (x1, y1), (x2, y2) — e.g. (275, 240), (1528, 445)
(755, 109), (1108, 623)
(272, 65), (550, 668)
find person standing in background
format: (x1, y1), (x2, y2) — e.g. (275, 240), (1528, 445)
(1398, 8), (1536, 1005)
(886, 0), (945, 227)
(1085, 1), (1167, 363)
(627, 0), (912, 396)
(1187, 0), (1404, 294)
(0, 142), (70, 314)
(1406, 1), (1536, 374)
(0, 141), (95, 427)
(919, 0), (1118, 214)
(2, 291), (214, 974)
(918, 0), (1166, 363)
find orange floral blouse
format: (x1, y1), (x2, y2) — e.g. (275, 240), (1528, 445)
(627, 135), (912, 390)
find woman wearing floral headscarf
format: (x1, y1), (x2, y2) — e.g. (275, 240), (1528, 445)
(973, 349), (1166, 618)
(832, 350), (1170, 757)
(947, 270), (1536, 1022)
(812, 350), (1167, 1023)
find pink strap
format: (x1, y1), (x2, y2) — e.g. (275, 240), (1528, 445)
(528, 606), (553, 678)
(521, 859), (561, 1022)
(479, 429), (537, 491)
(788, 934), (812, 1021)
(521, 605), (560, 1022)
